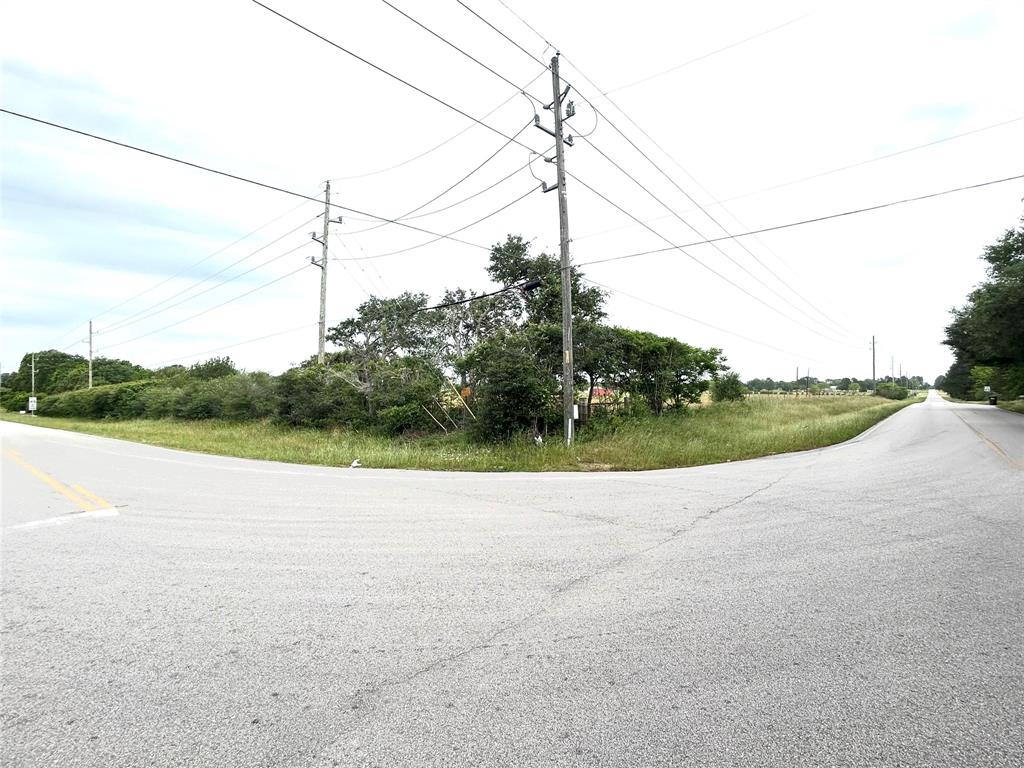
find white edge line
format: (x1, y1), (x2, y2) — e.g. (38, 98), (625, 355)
(8, 507), (120, 531)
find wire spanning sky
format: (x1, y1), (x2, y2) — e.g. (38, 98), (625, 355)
(2, 0), (1022, 382)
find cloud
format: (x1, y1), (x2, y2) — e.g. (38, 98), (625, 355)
(909, 103), (972, 124)
(944, 11), (996, 40)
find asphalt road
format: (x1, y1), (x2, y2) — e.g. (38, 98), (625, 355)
(1, 391), (1022, 767)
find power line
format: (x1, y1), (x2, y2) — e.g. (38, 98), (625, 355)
(329, 67), (547, 181)
(566, 170), (857, 347)
(343, 117), (533, 236)
(102, 257), (315, 352)
(327, 244), (373, 298)
(418, 278), (538, 312)
(599, 13), (812, 96)
(565, 60), (849, 313)
(249, 1), (541, 155)
(375, 5), (840, 346)
(491, 1), (554, 60)
(575, 172), (1024, 268)
(454, 3), (853, 338)
(100, 216), (320, 335)
(704, 115), (1024, 208)
(0, 108), (492, 251)
(388, 153), (535, 223)
(334, 184), (540, 262)
(572, 134), (854, 338)
(573, 115), (1024, 243)
(379, 0), (545, 106)
(458, 1), (548, 69)
(567, 106), (852, 335)
(454, 4), (854, 333)
(47, 197), (318, 348)
(582, 277), (813, 361)
(155, 322), (319, 366)
(101, 238), (316, 340)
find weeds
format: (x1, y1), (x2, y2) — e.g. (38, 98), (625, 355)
(2, 395), (920, 472)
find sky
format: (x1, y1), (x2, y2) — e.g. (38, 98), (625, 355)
(2, 0), (1023, 384)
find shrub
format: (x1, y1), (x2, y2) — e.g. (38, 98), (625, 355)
(1, 390), (31, 412)
(187, 356), (237, 381)
(711, 372), (747, 402)
(874, 382), (909, 400)
(39, 381), (158, 418)
(376, 403), (433, 436)
(276, 364), (368, 428)
(461, 332), (558, 441)
(367, 357), (447, 435)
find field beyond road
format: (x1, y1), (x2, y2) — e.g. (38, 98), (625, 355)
(1, 394), (920, 471)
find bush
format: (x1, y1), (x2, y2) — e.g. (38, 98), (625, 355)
(170, 374), (278, 421)
(187, 356), (237, 381)
(24, 373), (278, 421)
(711, 373), (747, 402)
(462, 332), (558, 441)
(216, 372), (278, 420)
(376, 403), (433, 436)
(1, 390), (32, 412)
(39, 381), (158, 418)
(874, 382), (909, 400)
(276, 365), (368, 428)
(367, 357), (448, 435)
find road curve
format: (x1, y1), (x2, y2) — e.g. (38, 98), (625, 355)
(1, 391), (1022, 767)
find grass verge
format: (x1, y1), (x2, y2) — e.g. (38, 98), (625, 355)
(1, 395), (921, 472)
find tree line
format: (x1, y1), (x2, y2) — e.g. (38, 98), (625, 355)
(2, 235), (741, 441)
(941, 214), (1023, 401)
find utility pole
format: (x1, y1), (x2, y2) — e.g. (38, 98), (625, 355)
(310, 181), (342, 365)
(535, 54), (576, 445)
(891, 356), (894, 381)
(796, 366), (799, 396)
(871, 335), (876, 390)
(88, 320), (93, 389)
(31, 353), (35, 396)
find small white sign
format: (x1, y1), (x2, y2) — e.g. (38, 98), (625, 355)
(984, 386), (991, 393)
(28, 396), (37, 412)
(573, 404), (579, 419)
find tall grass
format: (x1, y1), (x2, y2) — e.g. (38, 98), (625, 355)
(1, 395), (920, 472)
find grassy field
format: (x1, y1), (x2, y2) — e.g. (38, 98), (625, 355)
(998, 400), (1024, 414)
(1, 394), (921, 472)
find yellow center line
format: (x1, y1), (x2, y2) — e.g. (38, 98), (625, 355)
(71, 484), (114, 510)
(2, 449), (98, 512)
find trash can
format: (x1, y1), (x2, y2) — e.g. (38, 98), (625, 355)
(989, 396), (998, 405)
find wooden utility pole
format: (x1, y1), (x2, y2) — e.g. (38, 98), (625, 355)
(318, 181), (331, 364)
(88, 320), (93, 389)
(311, 181), (342, 365)
(551, 54), (574, 445)
(871, 335), (876, 390)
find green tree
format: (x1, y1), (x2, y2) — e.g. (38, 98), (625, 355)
(711, 372), (747, 402)
(943, 215), (1024, 398)
(328, 293), (439, 367)
(276, 364), (368, 428)
(460, 331), (557, 440)
(610, 329), (724, 415)
(486, 235), (605, 327)
(188, 356), (237, 381)
(434, 287), (520, 375)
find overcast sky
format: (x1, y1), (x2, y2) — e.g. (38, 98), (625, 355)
(2, 0), (1023, 383)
